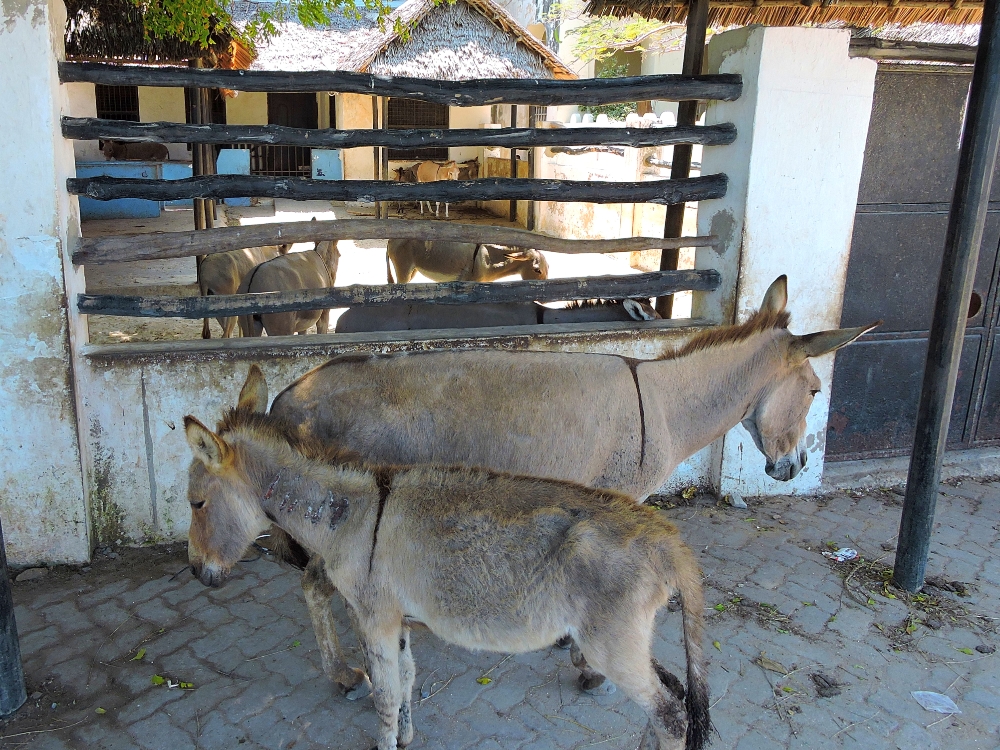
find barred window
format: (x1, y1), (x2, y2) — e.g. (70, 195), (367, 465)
(95, 85), (139, 121)
(529, 105), (548, 127)
(386, 98), (449, 161)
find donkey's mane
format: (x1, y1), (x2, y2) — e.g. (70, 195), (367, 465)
(217, 408), (361, 467)
(665, 307), (791, 360)
(563, 299), (629, 310)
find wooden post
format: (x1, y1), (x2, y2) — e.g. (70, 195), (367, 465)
(0, 515), (27, 718)
(527, 107), (537, 231)
(200, 85), (216, 228)
(189, 60), (206, 232)
(509, 104), (518, 223)
(656, 0), (709, 318)
(893, 0), (1000, 592)
(381, 96), (390, 220)
(372, 95), (381, 219)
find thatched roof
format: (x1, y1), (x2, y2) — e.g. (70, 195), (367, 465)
(64, 0), (237, 63)
(583, 0), (983, 29)
(236, 0), (573, 79)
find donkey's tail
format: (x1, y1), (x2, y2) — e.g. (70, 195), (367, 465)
(676, 542), (711, 750)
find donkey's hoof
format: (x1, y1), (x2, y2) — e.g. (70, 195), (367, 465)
(343, 671), (373, 701)
(554, 635), (573, 650)
(578, 674), (617, 696)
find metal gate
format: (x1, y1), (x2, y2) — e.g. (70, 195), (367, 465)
(826, 64), (1000, 460)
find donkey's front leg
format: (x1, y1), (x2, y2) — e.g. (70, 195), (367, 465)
(301, 557), (371, 699)
(359, 620), (404, 750)
(397, 625), (416, 746)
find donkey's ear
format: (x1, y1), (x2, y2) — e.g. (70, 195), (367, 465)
(760, 275), (788, 315)
(789, 321), (880, 362)
(238, 365), (268, 414)
(184, 416), (231, 471)
(623, 298), (658, 321)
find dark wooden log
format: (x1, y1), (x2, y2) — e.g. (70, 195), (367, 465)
(58, 63), (743, 106)
(658, 0), (710, 318)
(62, 118), (737, 149)
(894, 0), (1000, 592)
(78, 269), (721, 318)
(74, 219), (720, 265)
(850, 38), (978, 65)
(67, 173), (728, 205)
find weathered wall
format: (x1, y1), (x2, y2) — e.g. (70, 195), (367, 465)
(535, 147), (640, 238)
(65, 81), (100, 161)
(226, 91), (268, 126)
(137, 87), (188, 160)
(0, 0), (90, 564)
(694, 27), (877, 496)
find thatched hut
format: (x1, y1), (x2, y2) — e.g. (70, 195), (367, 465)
(232, 0), (571, 180)
(64, 0), (571, 180)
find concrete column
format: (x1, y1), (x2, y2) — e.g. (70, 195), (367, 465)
(693, 27), (877, 496)
(0, 0), (90, 562)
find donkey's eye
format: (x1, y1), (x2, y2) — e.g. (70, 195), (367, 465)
(190, 500), (206, 510)
(810, 389), (821, 397)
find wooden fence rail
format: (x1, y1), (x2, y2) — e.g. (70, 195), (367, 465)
(62, 118), (737, 150)
(59, 62), (743, 106)
(74, 219), (719, 265)
(67, 174), (727, 205)
(79, 269), (720, 318)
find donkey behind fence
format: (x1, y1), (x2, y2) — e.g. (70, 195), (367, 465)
(184, 379), (712, 750)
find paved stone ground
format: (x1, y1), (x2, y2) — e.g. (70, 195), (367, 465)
(4, 479), (998, 750)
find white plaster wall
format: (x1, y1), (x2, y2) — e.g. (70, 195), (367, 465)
(138, 86), (188, 160)
(694, 26), (877, 496)
(535, 147), (639, 239)
(448, 105), (491, 164)
(0, 0), (90, 564)
(66, 81), (101, 161)
(640, 49), (682, 120)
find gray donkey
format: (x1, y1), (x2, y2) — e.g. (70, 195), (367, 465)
(184, 375), (711, 750)
(237, 239), (340, 337)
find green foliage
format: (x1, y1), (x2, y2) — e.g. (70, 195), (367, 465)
(579, 59), (634, 121)
(133, 0), (414, 51)
(547, 0), (681, 63)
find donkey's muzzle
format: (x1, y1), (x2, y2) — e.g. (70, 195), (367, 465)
(765, 449), (807, 481)
(191, 562), (228, 588)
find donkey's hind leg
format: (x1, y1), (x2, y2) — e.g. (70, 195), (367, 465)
(575, 628), (689, 750)
(397, 625), (416, 746)
(569, 639), (616, 695)
(301, 557), (371, 699)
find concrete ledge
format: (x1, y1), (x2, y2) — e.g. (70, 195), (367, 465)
(823, 446), (1000, 489)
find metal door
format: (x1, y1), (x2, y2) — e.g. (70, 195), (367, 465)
(826, 65), (1000, 461)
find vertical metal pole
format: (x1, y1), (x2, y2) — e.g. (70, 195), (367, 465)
(894, 0), (1000, 592)
(509, 104), (518, 223)
(656, 0), (709, 318)
(0, 515), (27, 718)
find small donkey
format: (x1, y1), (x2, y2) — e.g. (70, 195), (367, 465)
(184, 369), (711, 750)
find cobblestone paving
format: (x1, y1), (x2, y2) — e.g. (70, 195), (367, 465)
(4, 480), (998, 750)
